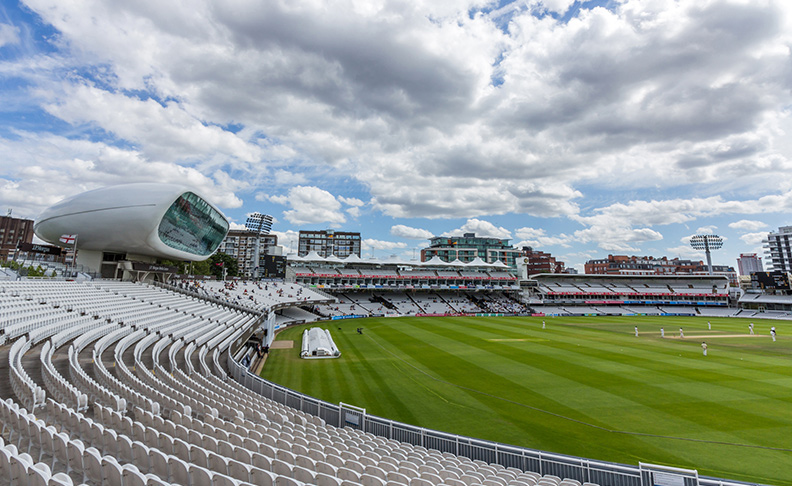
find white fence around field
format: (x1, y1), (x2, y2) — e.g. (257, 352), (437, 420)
(226, 337), (768, 486)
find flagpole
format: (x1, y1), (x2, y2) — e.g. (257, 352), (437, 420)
(65, 240), (70, 278)
(60, 234), (78, 278)
(72, 234), (78, 277)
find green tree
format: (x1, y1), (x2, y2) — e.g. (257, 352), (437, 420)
(208, 252), (238, 278)
(1, 260), (22, 271)
(159, 259), (188, 274)
(191, 259), (212, 276)
(25, 265), (47, 277)
(160, 252), (237, 278)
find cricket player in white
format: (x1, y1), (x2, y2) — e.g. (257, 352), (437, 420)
(702, 342), (707, 356)
(661, 327), (664, 338)
(680, 328), (684, 338)
(749, 323), (754, 335)
(635, 326), (638, 337)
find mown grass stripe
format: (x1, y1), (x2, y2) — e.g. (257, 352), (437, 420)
(261, 316), (792, 485)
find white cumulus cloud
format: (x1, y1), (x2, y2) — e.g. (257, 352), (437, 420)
(362, 239), (408, 251)
(269, 186), (346, 226)
(390, 224), (435, 240)
(695, 226), (718, 235)
(339, 196), (365, 207)
(728, 219), (768, 231)
(514, 227), (572, 248)
(740, 232), (767, 246)
(442, 219), (512, 239)
(0, 23), (19, 47)
(3, 0), (792, 269)
(0, 132), (243, 218)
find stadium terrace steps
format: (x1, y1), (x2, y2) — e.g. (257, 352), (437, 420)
(0, 279), (602, 486)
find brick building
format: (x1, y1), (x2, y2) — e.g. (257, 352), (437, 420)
(0, 214), (35, 260)
(584, 255), (704, 275)
(519, 247), (565, 275)
(585, 254), (737, 285)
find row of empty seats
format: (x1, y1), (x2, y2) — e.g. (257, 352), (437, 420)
(292, 267), (517, 282)
(1, 279), (603, 486)
(189, 281), (329, 312)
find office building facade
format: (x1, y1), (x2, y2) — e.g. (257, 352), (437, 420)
(737, 253), (763, 276)
(217, 230), (279, 278)
(420, 233), (520, 267)
(298, 230), (361, 258)
(0, 214), (35, 260)
(764, 226), (792, 272)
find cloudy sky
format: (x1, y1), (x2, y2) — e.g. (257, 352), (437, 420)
(1, 0), (791, 271)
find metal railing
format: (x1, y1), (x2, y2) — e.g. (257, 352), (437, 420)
(152, 280), (265, 316)
(227, 352), (645, 485)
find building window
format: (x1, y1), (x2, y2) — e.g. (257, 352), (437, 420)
(158, 192), (229, 256)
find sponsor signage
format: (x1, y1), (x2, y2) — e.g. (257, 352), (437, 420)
(131, 262), (178, 273)
(653, 472), (685, 486)
(18, 243), (63, 256)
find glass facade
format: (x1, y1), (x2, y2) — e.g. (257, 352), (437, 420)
(158, 192), (229, 257)
(298, 230), (361, 257)
(422, 234), (520, 267)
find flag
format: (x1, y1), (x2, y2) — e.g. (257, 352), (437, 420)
(59, 234), (77, 245)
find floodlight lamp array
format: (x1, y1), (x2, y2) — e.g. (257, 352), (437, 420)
(244, 212), (273, 234)
(689, 234), (723, 251)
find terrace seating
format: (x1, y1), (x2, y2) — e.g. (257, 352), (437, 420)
(1, 279), (603, 486)
(530, 306), (570, 316)
(474, 294), (529, 314)
(315, 302), (372, 317)
(378, 292), (423, 315)
(358, 269), (399, 277)
(276, 307), (320, 325)
(620, 306), (662, 315)
(410, 294), (456, 314)
(696, 307), (739, 317)
(436, 292), (482, 314)
(198, 280), (329, 311)
(657, 306), (697, 315)
(569, 306), (604, 314)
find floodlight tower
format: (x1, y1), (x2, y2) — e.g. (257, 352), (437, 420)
(245, 213), (273, 280)
(689, 234), (724, 275)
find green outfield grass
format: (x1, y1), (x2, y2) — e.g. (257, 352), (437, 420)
(260, 316), (792, 485)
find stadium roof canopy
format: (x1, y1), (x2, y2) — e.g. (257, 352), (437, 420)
(738, 293), (792, 304)
(423, 256), (451, 266)
(302, 251), (326, 262)
(467, 257), (489, 267)
(287, 252), (511, 270)
(34, 183), (229, 261)
(531, 273), (729, 283)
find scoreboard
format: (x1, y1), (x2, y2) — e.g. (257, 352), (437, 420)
(751, 271), (792, 291)
(262, 255), (286, 279)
